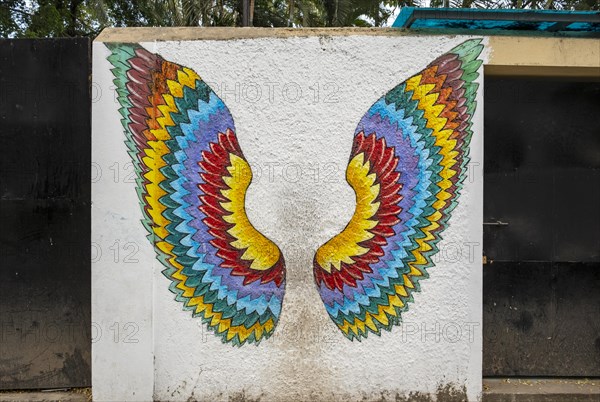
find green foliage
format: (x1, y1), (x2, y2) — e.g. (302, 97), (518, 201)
(0, 0), (23, 37)
(1, 0), (105, 37)
(0, 0), (597, 38)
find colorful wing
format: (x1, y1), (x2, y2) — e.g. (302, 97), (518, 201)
(313, 39), (483, 340)
(106, 43), (285, 346)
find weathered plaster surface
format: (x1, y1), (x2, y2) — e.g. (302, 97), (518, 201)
(92, 32), (486, 401)
(96, 27), (410, 42)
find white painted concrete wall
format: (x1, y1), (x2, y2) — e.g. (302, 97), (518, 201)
(92, 33), (486, 401)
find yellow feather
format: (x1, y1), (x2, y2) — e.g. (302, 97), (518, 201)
(220, 154), (281, 271)
(315, 152), (380, 272)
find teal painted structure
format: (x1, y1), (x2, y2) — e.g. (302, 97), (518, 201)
(392, 8), (599, 35)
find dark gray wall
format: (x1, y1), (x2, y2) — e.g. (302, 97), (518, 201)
(0, 39), (91, 389)
(483, 77), (600, 376)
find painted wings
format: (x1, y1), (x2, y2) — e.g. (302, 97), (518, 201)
(107, 44), (285, 346)
(313, 39), (484, 340)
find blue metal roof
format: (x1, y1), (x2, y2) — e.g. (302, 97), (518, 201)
(392, 8), (600, 35)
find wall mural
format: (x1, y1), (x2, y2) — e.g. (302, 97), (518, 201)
(107, 44), (286, 346)
(106, 38), (483, 346)
(313, 39), (483, 340)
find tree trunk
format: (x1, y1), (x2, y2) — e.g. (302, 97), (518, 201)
(288, 0), (294, 27)
(249, 0), (254, 25)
